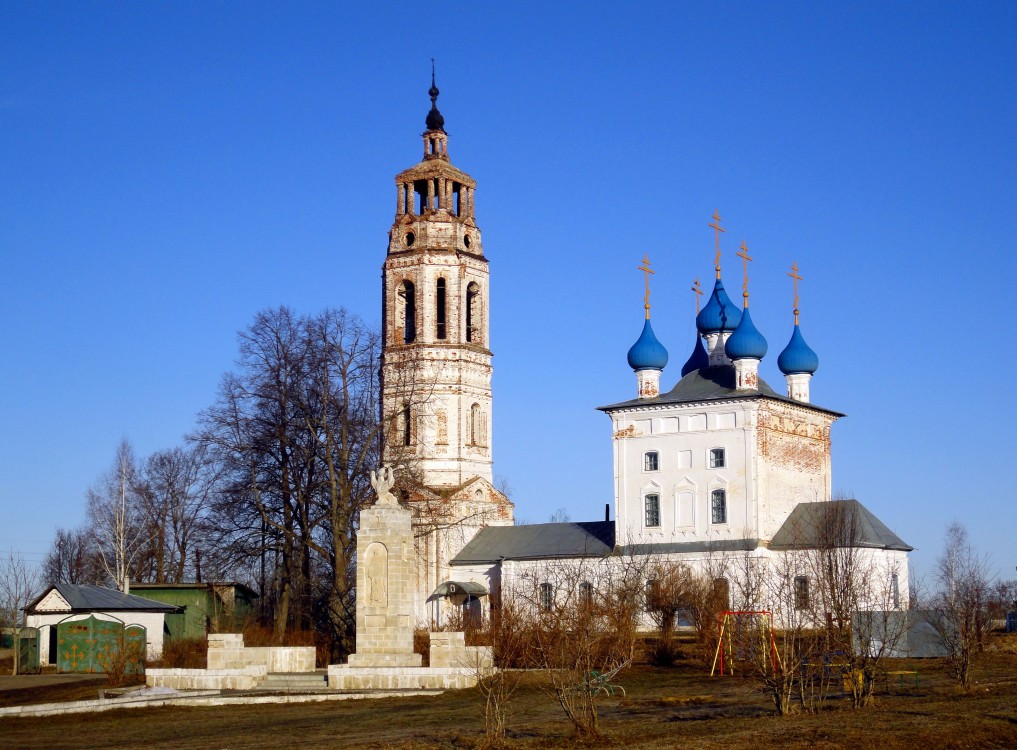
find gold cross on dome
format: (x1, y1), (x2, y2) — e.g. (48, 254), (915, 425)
(737, 241), (753, 305)
(638, 254), (655, 319)
(692, 277), (704, 314)
(788, 261), (803, 323)
(708, 210), (726, 278)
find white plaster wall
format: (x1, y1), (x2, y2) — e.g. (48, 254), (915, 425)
(611, 401), (759, 545)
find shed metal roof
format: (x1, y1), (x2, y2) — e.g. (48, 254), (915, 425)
(451, 521), (615, 564)
(27, 583), (182, 613)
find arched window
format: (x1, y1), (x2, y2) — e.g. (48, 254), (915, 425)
(794, 576), (810, 610)
(713, 577), (730, 610)
(469, 403), (486, 446)
(711, 489), (727, 524)
(398, 280), (416, 344)
(465, 282), (481, 343)
(435, 278), (447, 340)
(645, 579), (660, 611)
(401, 404), (413, 447)
(539, 582), (553, 611)
(644, 493), (660, 527)
(579, 582), (594, 608)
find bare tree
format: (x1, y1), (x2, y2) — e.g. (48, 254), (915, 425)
(42, 527), (106, 585)
(87, 440), (146, 593)
(196, 306), (393, 653)
(0, 550), (41, 675)
(134, 445), (215, 583)
(474, 598), (529, 748)
(931, 522), (994, 687)
(511, 559), (641, 739)
(644, 559), (700, 665)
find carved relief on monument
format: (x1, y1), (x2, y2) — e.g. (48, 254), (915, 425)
(364, 542), (389, 608)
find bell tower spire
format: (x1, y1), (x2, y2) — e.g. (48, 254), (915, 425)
(380, 74), (513, 623)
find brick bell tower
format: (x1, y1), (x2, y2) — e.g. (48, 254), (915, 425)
(380, 71), (513, 624)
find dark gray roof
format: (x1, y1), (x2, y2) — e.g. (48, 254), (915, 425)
(618, 538), (762, 556)
(451, 521), (615, 564)
(769, 500), (912, 551)
(598, 365), (844, 417)
(27, 583), (182, 613)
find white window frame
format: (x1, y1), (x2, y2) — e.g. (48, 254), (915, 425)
(711, 488), (727, 524)
(644, 493), (661, 528)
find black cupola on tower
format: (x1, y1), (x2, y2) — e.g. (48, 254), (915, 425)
(425, 63), (445, 132)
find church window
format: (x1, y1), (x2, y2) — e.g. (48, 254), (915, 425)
(469, 403), (488, 447)
(643, 451), (659, 471)
(713, 578), (730, 610)
(645, 579), (659, 611)
(399, 281), (416, 343)
(539, 583), (553, 611)
(794, 576), (810, 610)
(644, 494), (660, 527)
(710, 448), (726, 468)
(436, 278), (447, 340)
(401, 405), (413, 447)
(436, 409), (448, 445)
(579, 581), (593, 608)
(466, 282), (481, 343)
(711, 489), (727, 524)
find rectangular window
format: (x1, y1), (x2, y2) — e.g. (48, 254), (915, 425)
(794, 576), (810, 610)
(644, 494), (660, 527)
(644, 451), (659, 471)
(711, 489), (726, 524)
(891, 573), (900, 609)
(710, 448), (726, 468)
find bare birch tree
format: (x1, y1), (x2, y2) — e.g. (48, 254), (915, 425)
(87, 440), (145, 593)
(931, 522), (994, 686)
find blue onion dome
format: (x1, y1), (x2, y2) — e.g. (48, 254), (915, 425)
(696, 278), (743, 334)
(725, 307), (768, 360)
(777, 324), (819, 374)
(627, 318), (669, 371)
(680, 333), (709, 376)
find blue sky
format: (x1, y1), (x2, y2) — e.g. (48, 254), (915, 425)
(2, 2), (1015, 584)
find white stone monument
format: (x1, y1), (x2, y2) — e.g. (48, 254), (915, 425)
(346, 466), (421, 668)
(328, 466), (491, 690)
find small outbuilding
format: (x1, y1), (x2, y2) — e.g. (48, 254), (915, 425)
(129, 582), (258, 638)
(24, 583), (181, 668)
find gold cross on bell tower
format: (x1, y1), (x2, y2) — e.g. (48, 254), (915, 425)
(691, 277), (704, 314)
(709, 210), (726, 279)
(788, 261), (803, 324)
(737, 241), (753, 307)
(638, 254), (655, 319)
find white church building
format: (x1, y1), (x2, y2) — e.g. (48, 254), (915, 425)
(380, 79), (910, 628)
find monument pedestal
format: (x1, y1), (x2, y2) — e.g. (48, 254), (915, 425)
(327, 467), (490, 692)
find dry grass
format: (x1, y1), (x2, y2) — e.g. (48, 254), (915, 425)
(2, 648), (1016, 749)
